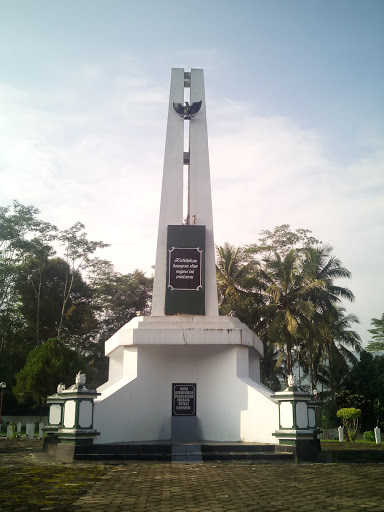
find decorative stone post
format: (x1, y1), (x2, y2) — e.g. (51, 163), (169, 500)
(43, 384), (66, 453)
(58, 373), (100, 443)
(45, 383), (66, 436)
(272, 375), (321, 461)
(50, 373), (100, 462)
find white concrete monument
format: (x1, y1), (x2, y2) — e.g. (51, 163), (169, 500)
(93, 68), (279, 444)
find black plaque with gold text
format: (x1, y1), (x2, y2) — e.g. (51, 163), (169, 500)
(165, 225), (205, 314)
(172, 383), (196, 416)
(168, 247), (202, 290)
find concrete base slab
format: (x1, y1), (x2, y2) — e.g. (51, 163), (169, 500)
(171, 416), (199, 441)
(55, 443), (75, 463)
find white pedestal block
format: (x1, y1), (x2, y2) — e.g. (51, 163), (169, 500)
(94, 315), (278, 444)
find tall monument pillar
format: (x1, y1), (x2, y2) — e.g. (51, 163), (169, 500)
(152, 68), (218, 317)
(93, 68), (278, 446)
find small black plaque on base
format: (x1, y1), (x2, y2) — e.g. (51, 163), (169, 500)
(172, 383), (196, 416)
(171, 383), (198, 442)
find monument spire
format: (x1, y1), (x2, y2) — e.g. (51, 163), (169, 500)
(151, 68), (218, 316)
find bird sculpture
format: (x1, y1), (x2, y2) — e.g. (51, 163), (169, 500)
(173, 100), (202, 120)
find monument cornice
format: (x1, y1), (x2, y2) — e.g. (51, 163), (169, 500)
(104, 315), (263, 357)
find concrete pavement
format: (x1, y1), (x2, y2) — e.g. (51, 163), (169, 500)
(1, 438), (383, 512)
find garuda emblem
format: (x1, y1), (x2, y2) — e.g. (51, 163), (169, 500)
(173, 100), (202, 120)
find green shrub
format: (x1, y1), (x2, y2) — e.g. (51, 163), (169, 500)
(337, 408), (362, 442)
(363, 430), (375, 442)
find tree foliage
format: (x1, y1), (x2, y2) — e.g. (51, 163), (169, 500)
(13, 338), (85, 408)
(337, 407), (362, 442)
(57, 222), (109, 339)
(216, 225), (361, 394)
(340, 352), (384, 430)
(0, 201), (153, 412)
(367, 313), (384, 353)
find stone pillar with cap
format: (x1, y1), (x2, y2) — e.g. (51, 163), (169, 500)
(43, 383), (66, 452)
(51, 373), (100, 462)
(272, 374), (321, 461)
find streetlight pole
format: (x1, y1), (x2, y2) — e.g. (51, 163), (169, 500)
(0, 382), (6, 429)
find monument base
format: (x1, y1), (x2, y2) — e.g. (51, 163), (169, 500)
(93, 315), (279, 445)
(273, 431), (322, 462)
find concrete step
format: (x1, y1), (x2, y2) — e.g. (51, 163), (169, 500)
(74, 442), (295, 463)
(202, 451), (294, 461)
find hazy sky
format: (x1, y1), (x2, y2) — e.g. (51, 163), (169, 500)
(1, 0), (383, 346)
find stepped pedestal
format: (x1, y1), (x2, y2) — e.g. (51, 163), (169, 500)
(94, 315), (278, 444)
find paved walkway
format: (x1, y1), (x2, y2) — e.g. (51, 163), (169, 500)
(1, 438), (384, 512)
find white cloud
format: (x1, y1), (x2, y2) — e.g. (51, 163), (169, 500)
(0, 70), (383, 346)
(208, 100), (384, 346)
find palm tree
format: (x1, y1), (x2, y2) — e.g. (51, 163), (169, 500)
(302, 245), (355, 307)
(300, 245), (358, 391)
(260, 339), (285, 391)
(216, 242), (258, 306)
(300, 307), (361, 393)
(367, 313), (384, 353)
(216, 243), (266, 325)
(319, 307), (361, 399)
(261, 249), (325, 377)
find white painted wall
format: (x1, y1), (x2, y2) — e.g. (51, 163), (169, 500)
(236, 345), (279, 443)
(94, 344), (278, 444)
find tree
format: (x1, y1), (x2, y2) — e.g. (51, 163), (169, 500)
(0, 202), (58, 412)
(341, 351), (384, 430)
(336, 408), (362, 442)
(0, 200), (57, 312)
(216, 229), (358, 393)
(261, 250), (323, 376)
(319, 309), (361, 397)
(91, 266), (153, 341)
(18, 240), (57, 346)
(367, 313), (384, 353)
(245, 226), (323, 387)
(13, 338), (85, 409)
(216, 243), (266, 328)
(248, 224), (321, 257)
(302, 245), (355, 307)
(301, 307), (361, 396)
(15, 257), (99, 352)
(298, 245), (359, 391)
(260, 341), (285, 391)
(216, 243), (253, 304)
(57, 222), (109, 338)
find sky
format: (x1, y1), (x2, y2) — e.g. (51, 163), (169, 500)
(0, 0), (383, 346)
